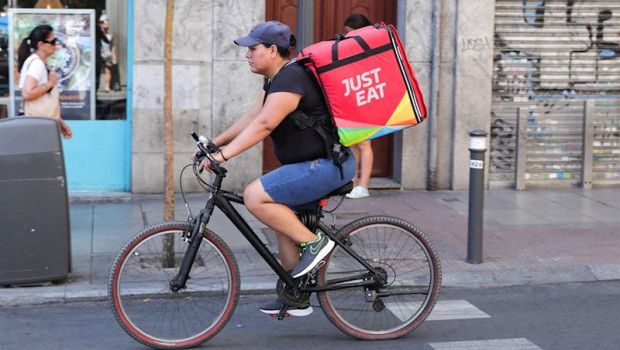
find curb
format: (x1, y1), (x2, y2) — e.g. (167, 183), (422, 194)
(3, 263), (619, 307)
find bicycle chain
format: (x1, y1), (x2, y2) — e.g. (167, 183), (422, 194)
(276, 275), (312, 307)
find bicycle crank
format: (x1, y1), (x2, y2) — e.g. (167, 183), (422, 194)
(276, 276), (311, 309)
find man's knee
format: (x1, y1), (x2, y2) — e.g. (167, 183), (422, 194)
(244, 180), (269, 213)
(243, 183), (258, 212)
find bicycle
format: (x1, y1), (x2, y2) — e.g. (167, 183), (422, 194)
(108, 132), (442, 349)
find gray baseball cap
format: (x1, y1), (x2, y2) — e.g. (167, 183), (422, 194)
(234, 21), (291, 49)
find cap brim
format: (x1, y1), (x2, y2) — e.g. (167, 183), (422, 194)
(234, 35), (261, 47)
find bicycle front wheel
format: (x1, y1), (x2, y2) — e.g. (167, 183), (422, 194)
(109, 221), (240, 349)
(317, 216), (441, 340)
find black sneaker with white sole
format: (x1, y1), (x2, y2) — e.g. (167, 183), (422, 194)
(291, 231), (335, 278)
(259, 298), (313, 317)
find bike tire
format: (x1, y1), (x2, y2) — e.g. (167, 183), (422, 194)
(317, 216), (441, 340)
(108, 221), (240, 349)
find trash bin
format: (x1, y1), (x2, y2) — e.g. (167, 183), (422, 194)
(0, 117), (71, 285)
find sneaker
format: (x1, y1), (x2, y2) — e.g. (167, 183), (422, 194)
(291, 231), (335, 278)
(259, 298), (313, 317)
(346, 186), (370, 199)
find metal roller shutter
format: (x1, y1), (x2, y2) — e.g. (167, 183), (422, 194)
(491, 0), (620, 188)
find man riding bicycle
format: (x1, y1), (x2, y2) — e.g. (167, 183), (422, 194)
(197, 21), (356, 315)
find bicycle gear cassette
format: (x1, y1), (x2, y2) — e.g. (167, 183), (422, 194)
(276, 277), (311, 308)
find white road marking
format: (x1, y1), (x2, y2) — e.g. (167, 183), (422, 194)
(427, 299), (491, 321)
(430, 338), (542, 350)
(383, 299), (490, 322)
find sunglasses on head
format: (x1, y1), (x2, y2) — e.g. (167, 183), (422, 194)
(42, 38), (57, 45)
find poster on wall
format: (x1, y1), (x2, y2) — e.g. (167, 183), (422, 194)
(9, 9), (95, 120)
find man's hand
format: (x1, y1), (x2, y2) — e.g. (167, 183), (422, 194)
(198, 151), (227, 173)
(192, 147), (204, 162)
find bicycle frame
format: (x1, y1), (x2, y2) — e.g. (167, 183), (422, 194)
(172, 166), (385, 293)
(110, 135), (441, 348)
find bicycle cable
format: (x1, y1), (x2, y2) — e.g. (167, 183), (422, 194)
(179, 161), (217, 220)
(179, 163), (195, 219)
(192, 162), (216, 191)
(323, 195), (346, 229)
(324, 194), (346, 214)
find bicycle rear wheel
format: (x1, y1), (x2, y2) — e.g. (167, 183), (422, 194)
(317, 216), (441, 340)
(109, 221), (240, 349)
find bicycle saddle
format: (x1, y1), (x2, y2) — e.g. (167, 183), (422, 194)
(326, 181), (354, 198)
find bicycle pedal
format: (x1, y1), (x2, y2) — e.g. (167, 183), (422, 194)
(269, 313), (291, 319)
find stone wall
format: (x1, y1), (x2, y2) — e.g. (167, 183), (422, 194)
(132, 0), (264, 192)
(451, 0), (495, 190)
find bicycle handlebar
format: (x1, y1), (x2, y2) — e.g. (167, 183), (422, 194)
(191, 131), (224, 174)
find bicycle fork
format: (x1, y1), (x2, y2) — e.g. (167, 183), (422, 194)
(170, 194), (217, 292)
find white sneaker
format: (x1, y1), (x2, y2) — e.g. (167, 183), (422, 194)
(346, 186), (370, 199)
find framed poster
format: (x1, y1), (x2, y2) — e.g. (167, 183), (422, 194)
(9, 9), (95, 120)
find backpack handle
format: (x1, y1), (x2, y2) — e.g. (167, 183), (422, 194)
(331, 35), (371, 62)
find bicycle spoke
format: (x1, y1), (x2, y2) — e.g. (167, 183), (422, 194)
(109, 222), (239, 349)
(317, 217), (441, 340)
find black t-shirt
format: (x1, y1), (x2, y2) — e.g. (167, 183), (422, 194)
(264, 62), (330, 164)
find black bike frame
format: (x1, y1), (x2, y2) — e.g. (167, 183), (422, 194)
(216, 192), (383, 291)
(215, 192), (296, 288)
(176, 164), (383, 292)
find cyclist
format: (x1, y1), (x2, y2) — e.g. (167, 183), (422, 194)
(197, 21), (356, 315)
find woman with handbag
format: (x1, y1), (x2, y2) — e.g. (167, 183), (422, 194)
(17, 24), (72, 139)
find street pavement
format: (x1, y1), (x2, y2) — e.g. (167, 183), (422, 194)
(1, 187), (618, 306)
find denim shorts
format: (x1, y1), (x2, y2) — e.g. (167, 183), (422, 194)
(260, 149), (356, 210)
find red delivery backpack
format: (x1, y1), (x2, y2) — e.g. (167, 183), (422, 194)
(297, 23), (427, 147)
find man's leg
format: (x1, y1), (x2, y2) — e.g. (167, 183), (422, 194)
(274, 231), (299, 271)
(244, 179), (317, 244)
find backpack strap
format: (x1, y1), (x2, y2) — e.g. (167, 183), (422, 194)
(19, 56), (39, 115)
(263, 68), (348, 179)
(289, 110), (349, 180)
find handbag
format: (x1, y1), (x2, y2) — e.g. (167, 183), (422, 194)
(24, 86), (61, 119)
(21, 55), (61, 119)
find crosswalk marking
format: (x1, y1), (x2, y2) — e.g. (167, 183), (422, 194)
(375, 299), (540, 350)
(430, 338), (542, 350)
(383, 299), (490, 322)
(427, 300), (491, 321)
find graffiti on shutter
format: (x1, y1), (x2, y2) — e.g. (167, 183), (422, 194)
(491, 0), (620, 188)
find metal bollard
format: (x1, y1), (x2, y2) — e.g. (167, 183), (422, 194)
(467, 130), (488, 264)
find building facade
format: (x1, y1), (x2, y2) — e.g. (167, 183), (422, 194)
(4, 0), (618, 193)
(131, 0), (497, 193)
(132, 0), (618, 193)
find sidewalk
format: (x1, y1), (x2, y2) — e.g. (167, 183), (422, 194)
(1, 187), (619, 306)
